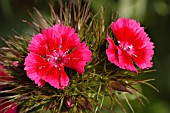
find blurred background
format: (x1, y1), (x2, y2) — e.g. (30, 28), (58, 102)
(0, 0), (170, 113)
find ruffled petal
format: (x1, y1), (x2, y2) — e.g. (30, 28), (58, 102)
(59, 65), (69, 89)
(132, 46), (154, 69)
(42, 24), (62, 53)
(28, 34), (49, 56)
(29, 25), (63, 56)
(64, 42), (92, 74)
(26, 72), (45, 86)
(132, 34), (154, 69)
(106, 37), (137, 72)
(42, 65), (69, 89)
(106, 37), (119, 66)
(42, 66), (60, 89)
(24, 53), (49, 86)
(111, 18), (143, 45)
(118, 48), (137, 72)
(58, 25), (80, 52)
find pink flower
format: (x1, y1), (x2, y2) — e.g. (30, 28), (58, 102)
(0, 100), (17, 113)
(106, 18), (154, 73)
(0, 65), (13, 82)
(0, 65), (17, 113)
(24, 24), (92, 89)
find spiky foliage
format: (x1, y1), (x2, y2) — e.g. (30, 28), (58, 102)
(0, 0), (157, 113)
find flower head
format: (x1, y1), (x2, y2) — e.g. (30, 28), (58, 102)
(106, 18), (154, 73)
(0, 65), (13, 82)
(0, 65), (17, 113)
(24, 24), (92, 89)
(0, 100), (17, 113)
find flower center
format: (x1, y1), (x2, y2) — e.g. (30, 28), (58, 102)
(46, 49), (66, 68)
(118, 41), (135, 56)
(122, 45), (133, 51)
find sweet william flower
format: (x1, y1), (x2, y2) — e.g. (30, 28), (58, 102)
(24, 24), (92, 89)
(0, 65), (17, 113)
(0, 65), (13, 82)
(106, 18), (154, 73)
(0, 100), (17, 113)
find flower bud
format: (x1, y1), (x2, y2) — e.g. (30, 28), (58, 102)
(109, 80), (132, 94)
(65, 97), (75, 108)
(12, 61), (20, 67)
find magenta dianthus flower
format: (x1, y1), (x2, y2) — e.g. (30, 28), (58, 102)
(106, 18), (154, 73)
(24, 24), (92, 89)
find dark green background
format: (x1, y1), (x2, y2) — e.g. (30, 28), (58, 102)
(0, 0), (170, 113)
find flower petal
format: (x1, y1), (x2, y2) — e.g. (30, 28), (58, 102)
(106, 36), (119, 66)
(59, 65), (69, 89)
(24, 53), (49, 86)
(42, 65), (69, 89)
(132, 44), (154, 69)
(64, 42), (92, 74)
(42, 66), (60, 88)
(111, 18), (143, 46)
(42, 24), (62, 53)
(28, 34), (49, 56)
(118, 48), (137, 72)
(58, 25), (80, 52)
(106, 37), (137, 72)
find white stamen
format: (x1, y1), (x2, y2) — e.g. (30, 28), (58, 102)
(73, 58), (79, 60)
(133, 54), (137, 57)
(123, 47), (127, 50)
(39, 66), (42, 70)
(55, 57), (58, 60)
(53, 50), (56, 53)
(129, 45), (133, 50)
(59, 45), (62, 49)
(62, 54), (65, 57)
(65, 51), (68, 54)
(47, 58), (50, 61)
